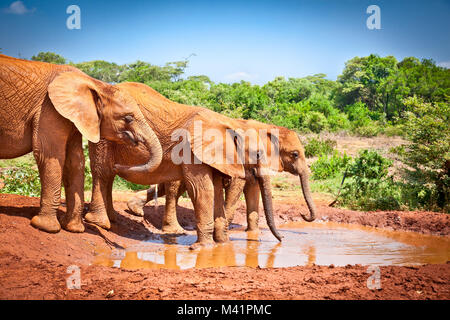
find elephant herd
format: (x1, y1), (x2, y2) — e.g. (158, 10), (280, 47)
(0, 54), (316, 248)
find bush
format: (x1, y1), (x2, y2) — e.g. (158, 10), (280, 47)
(304, 137), (337, 158)
(344, 102), (383, 136)
(302, 111), (328, 133)
(342, 179), (403, 211)
(345, 102), (372, 126)
(327, 112), (351, 132)
(339, 149), (401, 210)
(383, 124), (404, 137)
(346, 149), (393, 188)
(0, 164), (41, 197)
(392, 97), (450, 211)
(311, 151), (351, 180)
(351, 123), (382, 137)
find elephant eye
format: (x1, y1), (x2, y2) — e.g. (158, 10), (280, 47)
(124, 115), (134, 124)
(291, 151), (299, 159)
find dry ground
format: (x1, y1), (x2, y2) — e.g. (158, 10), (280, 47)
(0, 193), (448, 300)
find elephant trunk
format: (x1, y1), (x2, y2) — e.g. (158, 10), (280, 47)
(114, 119), (163, 175)
(299, 173), (316, 222)
(257, 172), (283, 242)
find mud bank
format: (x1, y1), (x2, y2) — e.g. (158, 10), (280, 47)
(0, 193), (448, 300)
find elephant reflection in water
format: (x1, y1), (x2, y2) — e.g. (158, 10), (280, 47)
(94, 233), (285, 269)
(94, 231), (318, 269)
(304, 245), (316, 266)
(94, 246), (179, 270)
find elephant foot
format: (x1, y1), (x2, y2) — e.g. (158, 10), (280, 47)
(189, 240), (215, 251)
(62, 216), (85, 233)
(127, 198), (145, 217)
(31, 214), (61, 233)
(246, 212), (259, 232)
(84, 211), (111, 230)
(213, 218), (229, 243)
(162, 223), (185, 234)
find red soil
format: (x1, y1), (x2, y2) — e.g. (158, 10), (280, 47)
(0, 193), (448, 300)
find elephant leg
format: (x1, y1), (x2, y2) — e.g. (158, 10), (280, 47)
(182, 164), (215, 248)
(224, 177), (246, 225)
(127, 183), (166, 217)
(213, 174), (228, 243)
(61, 131), (85, 233)
(84, 141), (115, 230)
(244, 179), (260, 231)
(30, 111), (71, 233)
(31, 153), (65, 233)
(162, 181), (185, 234)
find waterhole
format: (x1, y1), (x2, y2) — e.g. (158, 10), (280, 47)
(94, 222), (449, 270)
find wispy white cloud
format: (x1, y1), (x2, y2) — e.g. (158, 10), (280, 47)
(224, 71), (258, 82)
(3, 1), (35, 15)
(437, 61), (450, 69)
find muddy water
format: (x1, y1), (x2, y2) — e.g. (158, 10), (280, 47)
(94, 222), (450, 270)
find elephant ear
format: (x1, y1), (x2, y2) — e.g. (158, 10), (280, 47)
(188, 112), (246, 179)
(48, 71), (102, 143)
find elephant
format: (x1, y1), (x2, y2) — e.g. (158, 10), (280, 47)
(0, 55), (162, 233)
(85, 81), (282, 248)
(127, 120), (317, 232)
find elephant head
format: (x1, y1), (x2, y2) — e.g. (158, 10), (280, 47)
(190, 112), (283, 241)
(233, 120), (316, 223)
(275, 129), (317, 222)
(47, 71), (162, 173)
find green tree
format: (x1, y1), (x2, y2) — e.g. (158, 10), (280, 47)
(336, 54), (398, 116)
(31, 52), (67, 64)
(73, 60), (124, 83)
(263, 76), (314, 104)
(393, 96), (450, 210)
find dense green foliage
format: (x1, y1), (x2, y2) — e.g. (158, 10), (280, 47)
(339, 150), (401, 211)
(310, 151), (351, 180)
(31, 52), (67, 65)
(392, 97), (450, 211)
(0, 164), (41, 197)
(304, 137), (337, 158)
(29, 52), (449, 136)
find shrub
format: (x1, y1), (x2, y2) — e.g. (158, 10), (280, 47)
(345, 102), (383, 137)
(311, 151), (351, 180)
(302, 111), (328, 133)
(345, 102), (372, 126)
(346, 149), (393, 189)
(339, 149), (401, 210)
(0, 164), (41, 197)
(304, 137), (337, 158)
(327, 112), (351, 132)
(351, 123), (382, 137)
(383, 124), (404, 137)
(392, 97), (450, 211)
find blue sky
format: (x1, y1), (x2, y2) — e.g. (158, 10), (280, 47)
(1, 0), (449, 84)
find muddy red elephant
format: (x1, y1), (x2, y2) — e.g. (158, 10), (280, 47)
(0, 55), (162, 233)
